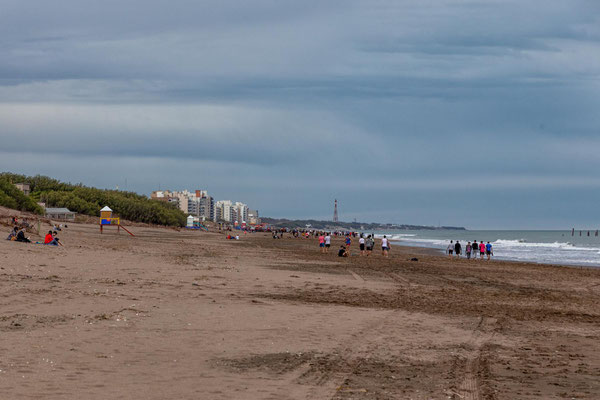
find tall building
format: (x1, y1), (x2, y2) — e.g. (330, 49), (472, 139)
(198, 195), (214, 221)
(153, 188), (257, 226)
(153, 189), (214, 220)
(215, 200), (234, 222)
(234, 202), (249, 224)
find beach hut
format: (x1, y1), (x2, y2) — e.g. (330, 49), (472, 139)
(187, 215), (195, 228)
(45, 207), (76, 221)
(100, 206), (113, 225)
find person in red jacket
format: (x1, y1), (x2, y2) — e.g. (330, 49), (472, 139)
(479, 241), (486, 260)
(44, 230), (59, 246)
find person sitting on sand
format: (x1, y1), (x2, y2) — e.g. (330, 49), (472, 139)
(44, 230), (56, 245)
(44, 230), (60, 246)
(15, 228), (31, 243)
(7, 226), (18, 241)
(338, 245), (348, 257)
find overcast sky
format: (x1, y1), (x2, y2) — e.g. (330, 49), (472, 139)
(1, 0), (600, 229)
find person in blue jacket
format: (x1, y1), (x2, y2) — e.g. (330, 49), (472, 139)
(485, 241), (493, 260)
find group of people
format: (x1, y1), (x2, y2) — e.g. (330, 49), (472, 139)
(6, 225), (62, 246)
(447, 240), (493, 260)
(316, 233), (391, 258)
(6, 226), (31, 243)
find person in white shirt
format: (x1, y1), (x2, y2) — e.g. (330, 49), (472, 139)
(324, 233), (331, 253)
(447, 241), (454, 258)
(381, 235), (390, 257)
(359, 235), (366, 256)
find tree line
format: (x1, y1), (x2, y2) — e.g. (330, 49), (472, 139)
(0, 176), (45, 214)
(0, 173), (186, 226)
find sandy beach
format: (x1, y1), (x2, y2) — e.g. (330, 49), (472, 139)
(1, 218), (600, 399)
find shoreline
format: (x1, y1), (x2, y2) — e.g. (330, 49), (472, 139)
(390, 239), (600, 269)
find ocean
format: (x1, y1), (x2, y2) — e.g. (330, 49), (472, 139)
(373, 230), (600, 267)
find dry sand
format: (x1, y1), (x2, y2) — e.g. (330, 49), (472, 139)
(1, 220), (600, 399)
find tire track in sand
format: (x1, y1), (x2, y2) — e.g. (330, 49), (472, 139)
(348, 270), (365, 282)
(455, 316), (497, 400)
(262, 309), (399, 400)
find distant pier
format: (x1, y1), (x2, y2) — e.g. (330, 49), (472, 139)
(571, 228), (599, 237)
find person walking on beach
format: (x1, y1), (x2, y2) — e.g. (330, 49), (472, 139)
(454, 241), (462, 259)
(479, 241), (486, 260)
(381, 235), (390, 257)
(345, 235), (352, 250)
(447, 241), (454, 258)
(359, 235), (365, 256)
(318, 233), (325, 253)
(472, 240), (479, 259)
(365, 235), (374, 256)
(466, 242), (472, 259)
(486, 241), (493, 260)
(324, 233), (331, 253)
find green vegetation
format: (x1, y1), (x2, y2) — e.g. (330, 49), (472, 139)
(0, 173), (186, 226)
(0, 176), (45, 214)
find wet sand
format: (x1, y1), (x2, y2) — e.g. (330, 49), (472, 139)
(1, 221), (599, 399)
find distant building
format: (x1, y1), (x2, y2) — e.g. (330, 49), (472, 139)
(198, 195), (214, 221)
(151, 190), (180, 208)
(153, 189), (214, 221)
(234, 202), (249, 224)
(45, 207), (76, 221)
(154, 188), (256, 225)
(215, 200), (235, 223)
(15, 183), (30, 196)
(248, 209), (260, 225)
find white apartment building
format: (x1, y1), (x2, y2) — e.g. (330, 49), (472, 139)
(153, 189), (257, 225)
(153, 189), (213, 220)
(234, 202), (249, 224)
(214, 201), (250, 224)
(215, 200), (235, 223)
